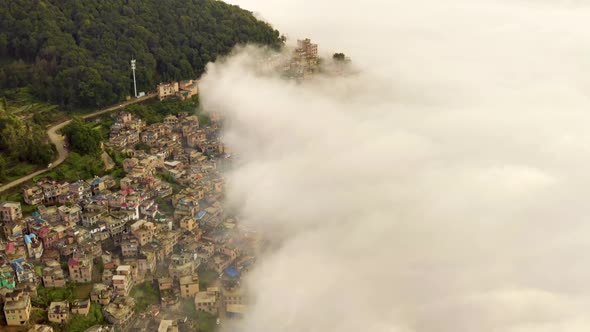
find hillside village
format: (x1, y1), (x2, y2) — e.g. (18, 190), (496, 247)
(0, 37), (333, 332)
(0, 85), (254, 331)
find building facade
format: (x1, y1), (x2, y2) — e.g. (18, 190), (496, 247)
(4, 290), (31, 326)
(0, 201), (22, 222)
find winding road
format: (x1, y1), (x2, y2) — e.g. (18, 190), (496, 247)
(0, 93), (157, 193)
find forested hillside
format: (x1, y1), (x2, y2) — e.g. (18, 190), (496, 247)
(0, 0), (283, 108)
(0, 98), (56, 180)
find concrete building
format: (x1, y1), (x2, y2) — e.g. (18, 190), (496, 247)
(179, 275), (199, 298)
(194, 288), (219, 315)
(121, 237), (140, 258)
(68, 256), (93, 283)
(42, 261), (66, 288)
(0, 201), (22, 222)
(57, 205), (81, 223)
(296, 38), (318, 58)
(25, 233), (43, 259)
(71, 299), (91, 316)
(158, 277), (173, 291)
(289, 38), (319, 78)
(130, 219), (155, 246)
(103, 296), (135, 329)
(179, 216), (198, 232)
(4, 290), (31, 326)
(48, 301), (69, 324)
(226, 304), (247, 320)
(158, 82), (179, 101)
(168, 253), (195, 279)
(90, 283), (112, 305)
(158, 319), (180, 332)
(22, 185), (44, 205)
(177, 80), (198, 101)
(3, 218), (25, 239)
(112, 265), (134, 296)
(223, 287), (246, 306)
(138, 251), (156, 276)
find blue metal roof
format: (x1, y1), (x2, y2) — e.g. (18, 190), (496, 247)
(12, 263), (23, 273)
(224, 267), (240, 278)
(24, 234), (36, 244)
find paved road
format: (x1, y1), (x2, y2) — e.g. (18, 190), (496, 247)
(0, 93), (157, 193)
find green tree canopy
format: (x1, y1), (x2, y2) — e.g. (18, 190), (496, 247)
(0, 0), (283, 109)
(62, 117), (102, 155)
(0, 108), (55, 168)
(333, 53), (346, 61)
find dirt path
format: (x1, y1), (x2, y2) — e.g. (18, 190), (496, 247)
(0, 93), (156, 193)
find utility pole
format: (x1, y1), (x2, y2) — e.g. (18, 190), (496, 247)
(131, 59), (137, 98)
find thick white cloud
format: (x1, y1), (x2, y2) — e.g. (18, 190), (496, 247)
(199, 0), (590, 331)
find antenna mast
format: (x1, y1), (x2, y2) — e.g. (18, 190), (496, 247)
(131, 59), (137, 98)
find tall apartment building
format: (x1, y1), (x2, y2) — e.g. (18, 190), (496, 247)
(112, 265), (134, 296)
(68, 256), (93, 283)
(289, 38), (319, 78)
(195, 287), (219, 315)
(3, 290), (31, 326)
(0, 201), (22, 222)
(157, 82), (179, 101)
(179, 275), (199, 298)
(103, 296), (135, 330)
(296, 38), (318, 59)
(42, 260), (66, 287)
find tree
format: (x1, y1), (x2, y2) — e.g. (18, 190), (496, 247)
(66, 304), (106, 332)
(333, 53), (346, 61)
(61, 118), (102, 155)
(0, 155), (7, 180)
(0, 104), (55, 166)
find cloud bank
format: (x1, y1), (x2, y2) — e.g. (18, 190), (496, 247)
(199, 0), (590, 331)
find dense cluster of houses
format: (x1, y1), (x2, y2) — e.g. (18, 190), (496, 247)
(0, 108), (256, 330)
(109, 111), (229, 181)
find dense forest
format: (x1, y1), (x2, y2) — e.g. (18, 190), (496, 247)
(0, 98), (56, 180)
(0, 0), (283, 109)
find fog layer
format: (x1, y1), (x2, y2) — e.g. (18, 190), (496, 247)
(199, 0), (590, 331)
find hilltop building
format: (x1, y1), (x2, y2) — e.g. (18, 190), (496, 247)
(288, 38), (319, 78)
(157, 80), (198, 101)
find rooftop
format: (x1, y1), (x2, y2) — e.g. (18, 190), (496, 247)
(49, 301), (69, 314)
(179, 275), (199, 285)
(116, 265), (131, 273)
(195, 291), (216, 303)
(29, 325), (54, 332)
(227, 304), (247, 314)
(4, 292), (30, 310)
(0, 201), (20, 208)
(72, 299), (90, 309)
(104, 296), (135, 321)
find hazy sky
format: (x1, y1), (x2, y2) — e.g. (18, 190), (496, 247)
(200, 1), (590, 331)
